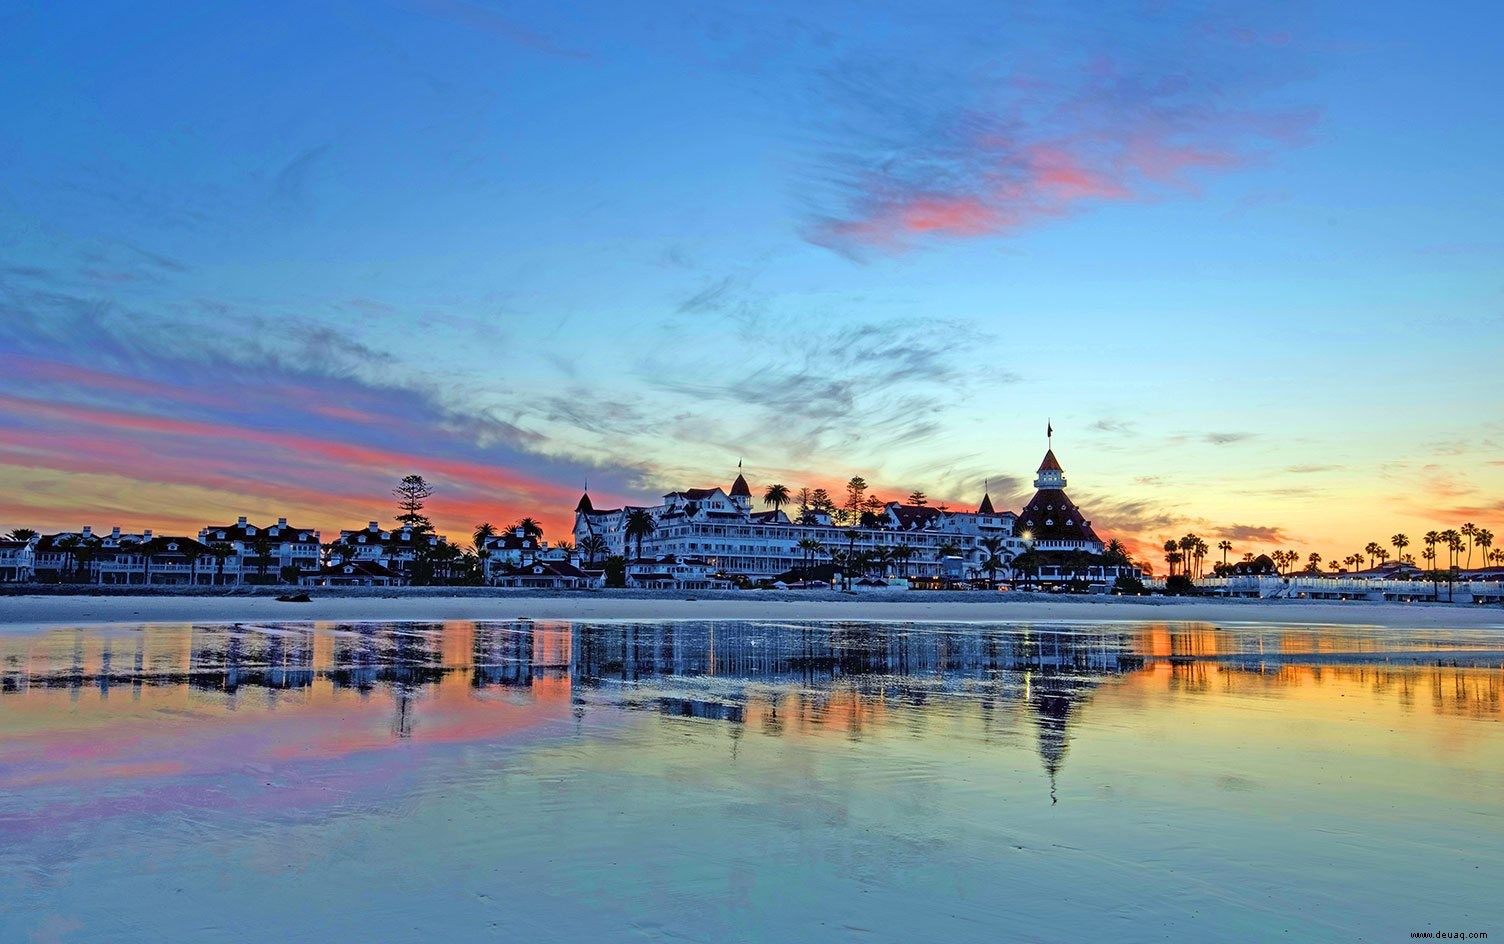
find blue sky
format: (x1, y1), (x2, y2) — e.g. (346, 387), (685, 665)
(1, 0), (1500, 561)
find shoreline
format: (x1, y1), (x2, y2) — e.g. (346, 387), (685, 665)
(1, 587), (1502, 631)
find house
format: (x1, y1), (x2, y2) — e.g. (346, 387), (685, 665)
(326, 522), (452, 585)
(0, 538), (36, 582)
(96, 536), (216, 585)
(626, 554), (730, 591)
(492, 559), (593, 589)
(300, 560), (395, 587)
(198, 516), (322, 584)
(480, 527), (548, 584)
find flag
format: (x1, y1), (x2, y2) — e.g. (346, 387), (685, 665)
(1047, 420), (1053, 440)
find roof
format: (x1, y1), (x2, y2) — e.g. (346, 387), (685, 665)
(1017, 489), (1101, 545)
(729, 473), (751, 498)
(978, 493), (995, 515)
(136, 536), (215, 556)
(671, 487), (720, 501)
(1038, 450), (1063, 473)
(202, 521), (319, 544)
(498, 560), (589, 579)
(575, 492), (594, 513)
(889, 505), (943, 530)
(318, 561), (394, 578)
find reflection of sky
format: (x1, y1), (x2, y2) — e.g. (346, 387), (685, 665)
(2, 620), (1503, 941)
(2, 3), (1501, 560)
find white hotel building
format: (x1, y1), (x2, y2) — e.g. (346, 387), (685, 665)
(575, 466), (1053, 582)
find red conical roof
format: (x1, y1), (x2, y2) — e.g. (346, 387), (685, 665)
(730, 472), (751, 497)
(1038, 450), (1063, 473)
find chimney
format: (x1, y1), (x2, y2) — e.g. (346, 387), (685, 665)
(514, 527), (524, 538)
(143, 530), (153, 540)
(112, 526), (121, 538)
(569, 553), (580, 568)
(81, 526), (92, 538)
(368, 521), (379, 531)
(238, 516), (248, 527)
(278, 517), (287, 527)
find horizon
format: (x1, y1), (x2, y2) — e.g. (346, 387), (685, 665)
(2, 2), (1500, 569)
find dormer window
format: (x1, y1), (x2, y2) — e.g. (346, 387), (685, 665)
(216, 531), (225, 539)
(168, 543), (178, 550)
(246, 527), (256, 535)
(269, 527), (279, 536)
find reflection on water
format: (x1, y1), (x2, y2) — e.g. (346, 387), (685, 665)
(2, 620), (1502, 943)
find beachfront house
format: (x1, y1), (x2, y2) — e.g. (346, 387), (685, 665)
(198, 516), (322, 584)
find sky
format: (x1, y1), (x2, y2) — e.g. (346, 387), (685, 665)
(1, 0), (1500, 566)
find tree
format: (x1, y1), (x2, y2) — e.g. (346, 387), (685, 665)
(1163, 540), (1178, 577)
(6, 528), (36, 542)
(211, 542), (234, 585)
(892, 543), (915, 578)
(843, 477), (868, 526)
(581, 535), (609, 566)
(1306, 552), (1322, 573)
(603, 555), (627, 588)
(1392, 533), (1410, 566)
(394, 474), (435, 532)
(1364, 542), (1382, 569)
(1477, 529), (1495, 571)
(473, 522), (497, 551)
(515, 517), (543, 540)
(624, 508), (656, 561)
(796, 537), (823, 577)
(55, 535), (79, 583)
(1217, 540), (1232, 567)
(183, 543), (205, 586)
(763, 484), (791, 517)
(251, 533), (274, 582)
(980, 536), (1006, 589)
(907, 490), (928, 507)
(1443, 530), (1464, 569)
(1461, 522), (1478, 568)
(796, 487), (813, 523)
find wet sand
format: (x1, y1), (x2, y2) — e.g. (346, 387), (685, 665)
(0, 589), (1500, 631)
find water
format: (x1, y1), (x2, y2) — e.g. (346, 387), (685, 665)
(2, 619), (1501, 943)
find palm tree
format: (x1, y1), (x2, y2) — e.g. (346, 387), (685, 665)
(6, 528), (37, 542)
(516, 517), (543, 540)
(581, 535), (609, 566)
(980, 536), (1006, 589)
(1423, 531), (1439, 569)
(1477, 529), (1495, 571)
(210, 542), (234, 585)
(1364, 542), (1382, 569)
(1460, 522), (1478, 568)
(892, 543), (915, 578)
(250, 533), (274, 582)
(1307, 552), (1321, 573)
(1163, 540), (1178, 577)
(624, 508), (656, 561)
(1217, 540), (1232, 567)
(55, 535), (79, 583)
(183, 543), (205, 586)
(763, 484), (791, 517)
(796, 537), (823, 577)
(1391, 533), (1410, 565)
(473, 521), (497, 550)
(1178, 534), (1199, 577)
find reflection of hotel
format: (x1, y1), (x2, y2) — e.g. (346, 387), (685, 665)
(575, 447), (1135, 586)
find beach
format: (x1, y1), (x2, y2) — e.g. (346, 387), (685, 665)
(1, 587), (1501, 630)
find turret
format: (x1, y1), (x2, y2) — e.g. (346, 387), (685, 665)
(1035, 450), (1066, 490)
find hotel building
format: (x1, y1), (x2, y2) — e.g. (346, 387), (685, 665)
(573, 448), (1123, 584)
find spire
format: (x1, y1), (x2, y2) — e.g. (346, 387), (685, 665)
(1035, 448), (1065, 489)
(730, 463), (751, 499)
(575, 491), (594, 513)
(978, 479), (995, 515)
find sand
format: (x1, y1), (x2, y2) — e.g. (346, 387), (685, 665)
(1, 588), (1501, 631)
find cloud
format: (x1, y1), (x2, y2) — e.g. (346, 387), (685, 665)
(1220, 523), (1287, 543)
(799, 7), (1316, 254)
(0, 299), (650, 538)
(1284, 464), (1337, 474)
(1204, 432), (1254, 445)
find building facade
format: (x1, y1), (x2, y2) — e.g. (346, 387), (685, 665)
(574, 447), (1135, 587)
